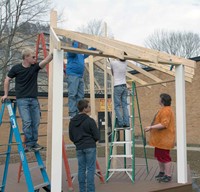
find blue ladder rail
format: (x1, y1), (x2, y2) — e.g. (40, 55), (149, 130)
(0, 99), (51, 192)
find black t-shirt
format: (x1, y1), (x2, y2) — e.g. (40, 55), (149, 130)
(8, 63), (41, 99)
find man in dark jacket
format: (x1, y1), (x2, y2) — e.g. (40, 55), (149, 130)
(69, 99), (100, 192)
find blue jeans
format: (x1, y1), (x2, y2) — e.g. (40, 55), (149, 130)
(76, 148), (96, 192)
(66, 75), (84, 117)
(114, 85), (130, 127)
(17, 98), (40, 147)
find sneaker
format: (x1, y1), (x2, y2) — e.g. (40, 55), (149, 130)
(32, 143), (43, 151)
(155, 172), (165, 179)
(24, 146), (34, 153)
(160, 175), (172, 182)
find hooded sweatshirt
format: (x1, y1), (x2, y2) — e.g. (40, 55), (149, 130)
(69, 113), (100, 150)
(66, 41), (96, 78)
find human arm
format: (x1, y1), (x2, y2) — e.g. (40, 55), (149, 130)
(109, 60), (113, 75)
(84, 47), (97, 59)
(1, 76), (12, 102)
(144, 123), (165, 132)
(69, 122), (74, 142)
(111, 68), (113, 75)
(90, 119), (100, 142)
(67, 41), (79, 58)
(39, 52), (53, 69)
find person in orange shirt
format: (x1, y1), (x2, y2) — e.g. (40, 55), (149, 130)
(145, 93), (175, 182)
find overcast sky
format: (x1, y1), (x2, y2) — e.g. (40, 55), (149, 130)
(51, 0), (200, 46)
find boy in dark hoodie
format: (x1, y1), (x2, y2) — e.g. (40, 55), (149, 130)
(69, 99), (100, 192)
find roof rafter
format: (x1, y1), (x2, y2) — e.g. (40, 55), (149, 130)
(51, 27), (196, 84)
(74, 31), (196, 68)
(54, 28), (125, 59)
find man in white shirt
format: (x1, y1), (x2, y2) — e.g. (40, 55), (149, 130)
(110, 57), (130, 128)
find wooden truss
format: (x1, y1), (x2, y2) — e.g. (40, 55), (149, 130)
(50, 26), (196, 88)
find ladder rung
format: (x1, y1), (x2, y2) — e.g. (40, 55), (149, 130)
(0, 151), (20, 156)
(114, 127), (132, 130)
(112, 141), (132, 145)
(110, 155), (132, 158)
(40, 122), (47, 124)
(63, 116), (72, 120)
(34, 182), (50, 190)
(30, 165), (46, 171)
(109, 168), (132, 172)
(40, 109), (48, 112)
(0, 142), (20, 147)
(0, 152), (9, 155)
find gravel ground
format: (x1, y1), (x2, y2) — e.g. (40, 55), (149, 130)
(0, 146), (199, 191)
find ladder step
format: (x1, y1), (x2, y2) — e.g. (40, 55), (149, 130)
(0, 142), (20, 147)
(112, 141), (132, 145)
(40, 122), (47, 124)
(34, 182), (50, 190)
(109, 168), (132, 172)
(110, 155), (132, 158)
(114, 127), (132, 130)
(0, 152), (9, 155)
(29, 165), (46, 171)
(0, 151), (19, 156)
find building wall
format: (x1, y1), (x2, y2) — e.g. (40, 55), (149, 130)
(0, 61), (199, 153)
(134, 61), (200, 146)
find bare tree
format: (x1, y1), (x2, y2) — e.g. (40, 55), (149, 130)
(0, 0), (50, 90)
(144, 30), (200, 58)
(77, 19), (113, 38)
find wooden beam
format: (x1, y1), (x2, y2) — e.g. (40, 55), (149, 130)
(135, 79), (175, 88)
(74, 32), (196, 68)
(85, 64), (101, 90)
(50, 27), (61, 50)
(85, 56), (103, 63)
(61, 46), (181, 65)
(146, 63), (194, 78)
(88, 56), (96, 120)
(108, 37), (196, 68)
(54, 28), (125, 59)
(95, 60), (150, 87)
(127, 61), (166, 86)
(139, 62), (193, 83)
(47, 9), (57, 179)
(76, 32), (158, 63)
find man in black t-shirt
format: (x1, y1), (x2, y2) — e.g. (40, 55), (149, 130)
(1, 48), (53, 152)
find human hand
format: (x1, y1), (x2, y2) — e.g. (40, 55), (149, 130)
(144, 126), (151, 132)
(1, 95), (8, 103)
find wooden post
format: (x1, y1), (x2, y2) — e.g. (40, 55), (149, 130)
(89, 56), (96, 120)
(104, 22), (109, 166)
(47, 9), (57, 177)
(50, 49), (64, 191)
(175, 64), (188, 183)
(110, 61), (117, 168)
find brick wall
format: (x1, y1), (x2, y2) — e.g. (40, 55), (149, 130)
(0, 61), (200, 154)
